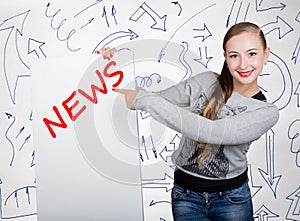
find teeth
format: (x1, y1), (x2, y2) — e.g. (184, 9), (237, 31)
(239, 70), (252, 77)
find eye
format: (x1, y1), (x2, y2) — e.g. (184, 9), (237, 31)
(229, 54), (238, 58)
(249, 52), (257, 57)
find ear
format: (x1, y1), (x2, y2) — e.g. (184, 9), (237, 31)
(223, 51), (226, 59)
(264, 47), (270, 63)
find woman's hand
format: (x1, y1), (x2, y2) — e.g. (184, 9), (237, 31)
(113, 88), (138, 109)
(95, 47), (117, 60)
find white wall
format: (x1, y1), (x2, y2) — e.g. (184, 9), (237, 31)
(0, 0), (299, 220)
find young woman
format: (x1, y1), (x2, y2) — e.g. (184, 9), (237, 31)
(114, 22), (279, 221)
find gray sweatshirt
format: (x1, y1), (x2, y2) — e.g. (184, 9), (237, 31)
(132, 71), (279, 180)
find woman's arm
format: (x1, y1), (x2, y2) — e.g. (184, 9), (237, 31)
(154, 71), (216, 107)
(131, 90), (279, 145)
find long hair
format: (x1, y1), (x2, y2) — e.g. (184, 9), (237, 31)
(196, 22), (267, 164)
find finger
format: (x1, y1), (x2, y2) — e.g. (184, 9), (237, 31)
(112, 88), (125, 94)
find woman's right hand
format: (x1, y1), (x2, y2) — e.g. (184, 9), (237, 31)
(113, 88), (138, 110)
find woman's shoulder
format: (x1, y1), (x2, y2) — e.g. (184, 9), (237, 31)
(193, 71), (218, 78)
(191, 71), (218, 86)
(229, 91), (279, 112)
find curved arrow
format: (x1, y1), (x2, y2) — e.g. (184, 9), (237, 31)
(92, 29), (138, 53)
(261, 52), (293, 110)
(261, 16), (293, 39)
(0, 10), (31, 104)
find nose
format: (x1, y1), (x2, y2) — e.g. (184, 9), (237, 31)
(239, 56), (249, 70)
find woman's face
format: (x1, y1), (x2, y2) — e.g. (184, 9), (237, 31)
(224, 32), (270, 93)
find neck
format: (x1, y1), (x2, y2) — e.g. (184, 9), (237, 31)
(233, 81), (260, 97)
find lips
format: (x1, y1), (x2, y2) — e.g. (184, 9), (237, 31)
(238, 70), (253, 78)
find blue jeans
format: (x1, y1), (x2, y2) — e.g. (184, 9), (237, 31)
(171, 181), (254, 221)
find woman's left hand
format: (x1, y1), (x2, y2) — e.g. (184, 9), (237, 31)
(95, 47), (117, 60)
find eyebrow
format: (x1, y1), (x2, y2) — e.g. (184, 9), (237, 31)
(228, 48), (259, 53)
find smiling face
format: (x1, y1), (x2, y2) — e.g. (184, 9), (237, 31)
(224, 31), (270, 96)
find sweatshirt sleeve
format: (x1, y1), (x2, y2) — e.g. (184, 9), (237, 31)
(154, 71), (216, 107)
(132, 90), (279, 145)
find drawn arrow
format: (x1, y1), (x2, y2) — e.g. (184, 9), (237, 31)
(111, 5), (117, 25)
(19, 134), (31, 151)
(171, 1), (182, 16)
(28, 38), (46, 58)
(261, 52), (293, 110)
(292, 37), (300, 64)
(260, 16), (293, 39)
(142, 173), (173, 192)
(141, 135), (149, 160)
(129, 2), (167, 31)
(92, 29), (138, 53)
(0, 10), (31, 104)
(296, 11), (300, 23)
(150, 134), (158, 158)
(294, 82), (300, 108)
(159, 146), (173, 162)
(73, 0), (103, 18)
(149, 199), (171, 206)
(286, 187), (300, 220)
(254, 205), (279, 221)
(255, 0), (286, 12)
(194, 46), (213, 69)
(170, 134), (181, 148)
(159, 133), (180, 162)
(15, 126), (25, 139)
(80, 18), (94, 29)
(247, 164), (262, 198)
(158, 3), (216, 62)
(226, 0), (251, 28)
(258, 129), (282, 198)
(140, 134), (158, 161)
(139, 111), (151, 120)
(102, 6), (109, 27)
(193, 24), (212, 42)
